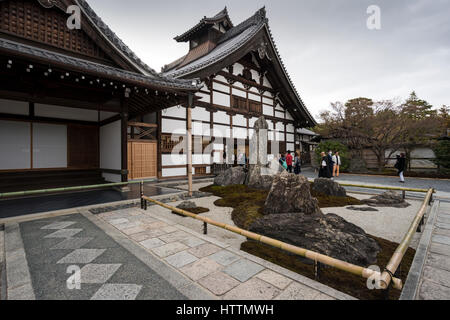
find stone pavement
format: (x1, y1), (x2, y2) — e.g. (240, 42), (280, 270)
(401, 200), (450, 300)
(1, 205), (355, 300)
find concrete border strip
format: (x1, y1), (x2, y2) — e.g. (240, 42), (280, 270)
(79, 210), (216, 300)
(400, 200), (440, 300)
(4, 223), (35, 300)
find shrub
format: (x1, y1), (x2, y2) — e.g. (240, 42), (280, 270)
(433, 140), (450, 173)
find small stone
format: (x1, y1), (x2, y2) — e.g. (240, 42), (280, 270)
(176, 201), (197, 210)
(346, 206), (379, 212)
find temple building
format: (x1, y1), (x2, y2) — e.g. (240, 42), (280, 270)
(0, 0), (200, 192)
(160, 7), (317, 178)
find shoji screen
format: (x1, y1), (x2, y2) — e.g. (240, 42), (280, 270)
(0, 120), (31, 170)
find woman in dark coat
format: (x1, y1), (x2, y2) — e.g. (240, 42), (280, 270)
(294, 152), (301, 174)
(318, 152), (330, 178)
(395, 153), (406, 183)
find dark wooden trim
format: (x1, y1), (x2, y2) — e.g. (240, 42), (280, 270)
(121, 98), (129, 183)
(100, 168), (127, 175)
(99, 114), (121, 127)
(157, 110), (162, 179)
(0, 113), (98, 126)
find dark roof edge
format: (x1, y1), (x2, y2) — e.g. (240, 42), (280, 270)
(174, 7), (233, 42)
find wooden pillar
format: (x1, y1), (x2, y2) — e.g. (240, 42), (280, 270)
(187, 93), (194, 197)
(121, 98), (129, 183)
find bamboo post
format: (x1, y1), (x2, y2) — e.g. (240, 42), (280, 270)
(140, 181), (144, 209)
(379, 188), (434, 289)
(187, 93), (194, 197)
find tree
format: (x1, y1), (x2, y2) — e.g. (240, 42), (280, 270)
(432, 140), (450, 173)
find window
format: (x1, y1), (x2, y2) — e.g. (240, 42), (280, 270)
(232, 95), (247, 111)
(249, 99), (262, 114)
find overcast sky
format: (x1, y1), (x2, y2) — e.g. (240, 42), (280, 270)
(87, 0), (450, 119)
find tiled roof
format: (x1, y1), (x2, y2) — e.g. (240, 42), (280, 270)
(0, 38), (200, 90)
(162, 7), (316, 125)
(174, 7), (233, 42)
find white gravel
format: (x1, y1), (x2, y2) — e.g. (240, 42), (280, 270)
(323, 193), (424, 248)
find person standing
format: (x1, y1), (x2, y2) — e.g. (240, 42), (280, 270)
(395, 153), (406, 183)
(286, 151), (293, 173)
(294, 152), (301, 175)
(332, 151), (341, 178)
(319, 152), (329, 178)
(279, 153), (287, 171)
(327, 150), (334, 178)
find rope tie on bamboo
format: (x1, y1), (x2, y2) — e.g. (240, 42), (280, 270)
(383, 268), (395, 285)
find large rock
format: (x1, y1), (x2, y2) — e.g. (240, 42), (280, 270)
(249, 212), (380, 266)
(214, 166), (246, 186)
(176, 201), (197, 210)
(361, 191), (410, 208)
(263, 171), (322, 216)
(312, 178), (347, 197)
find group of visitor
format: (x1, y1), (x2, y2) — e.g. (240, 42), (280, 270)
(279, 151), (302, 174)
(318, 150), (341, 179)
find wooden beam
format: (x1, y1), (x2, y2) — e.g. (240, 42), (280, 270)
(121, 98), (129, 183)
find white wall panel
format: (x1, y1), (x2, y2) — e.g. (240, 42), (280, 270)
(233, 127), (247, 139)
(287, 133), (295, 142)
(162, 154), (186, 166)
(0, 120), (31, 170)
(276, 122), (285, 131)
(33, 123), (67, 169)
(162, 118), (186, 134)
(193, 154), (211, 165)
(286, 123), (295, 133)
(213, 82), (229, 93)
(287, 143), (295, 152)
(249, 117), (258, 128)
(162, 106), (185, 118)
(233, 114), (247, 127)
(213, 111), (230, 124)
(214, 75), (227, 83)
(262, 97), (273, 105)
(213, 124), (231, 138)
(275, 131), (285, 141)
(192, 107), (210, 122)
(0, 99), (29, 115)
(275, 111), (285, 119)
(286, 112), (294, 121)
(213, 92), (230, 107)
(263, 76), (272, 88)
(233, 63), (244, 76)
(100, 120), (121, 170)
(248, 93), (260, 102)
(263, 105), (273, 116)
(196, 92), (210, 102)
(249, 86), (259, 94)
(232, 88), (246, 98)
(192, 121), (211, 136)
(35, 104), (98, 122)
(162, 167), (186, 177)
(234, 82), (245, 89)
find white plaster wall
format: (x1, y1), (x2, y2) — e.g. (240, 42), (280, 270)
(193, 154), (211, 165)
(192, 107), (210, 122)
(249, 86), (259, 94)
(286, 123), (295, 133)
(263, 97), (273, 105)
(248, 93), (260, 102)
(233, 114), (247, 127)
(249, 117), (258, 128)
(213, 82), (229, 93)
(0, 120), (31, 170)
(0, 99), (29, 115)
(214, 75), (228, 83)
(100, 120), (121, 171)
(213, 124), (231, 138)
(233, 127), (247, 139)
(250, 69), (259, 81)
(192, 121), (211, 136)
(35, 104), (98, 122)
(232, 87), (246, 98)
(162, 167), (186, 177)
(162, 154), (186, 166)
(233, 63), (244, 76)
(263, 76), (272, 88)
(32, 123), (67, 169)
(162, 105), (185, 118)
(162, 118), (186, 134)
(263, 105), (273, 116)
(275, 111), (285, 119)
(213, 111), (230, 124)
(234, 82), (245, 89)
(287, 143), (295, 152)
(275, 103), (284, 111)
(213, 91), (230, 107)
(275, 131), (285, 141)
(286, 133), (295, 142)
(276, 122), (284, 131)
(286, 112), (294, 121)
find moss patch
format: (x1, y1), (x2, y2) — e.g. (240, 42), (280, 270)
(171, 207), (210, 218)
(241, 236), (415, 300)
(200, 184), (415, 300)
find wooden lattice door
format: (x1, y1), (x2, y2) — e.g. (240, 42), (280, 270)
(127, 141), (157, 179)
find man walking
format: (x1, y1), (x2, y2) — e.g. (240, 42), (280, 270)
(327, 150), (334, 178)
(332, 151), (341, 178)
(395, 153), (406, 183)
